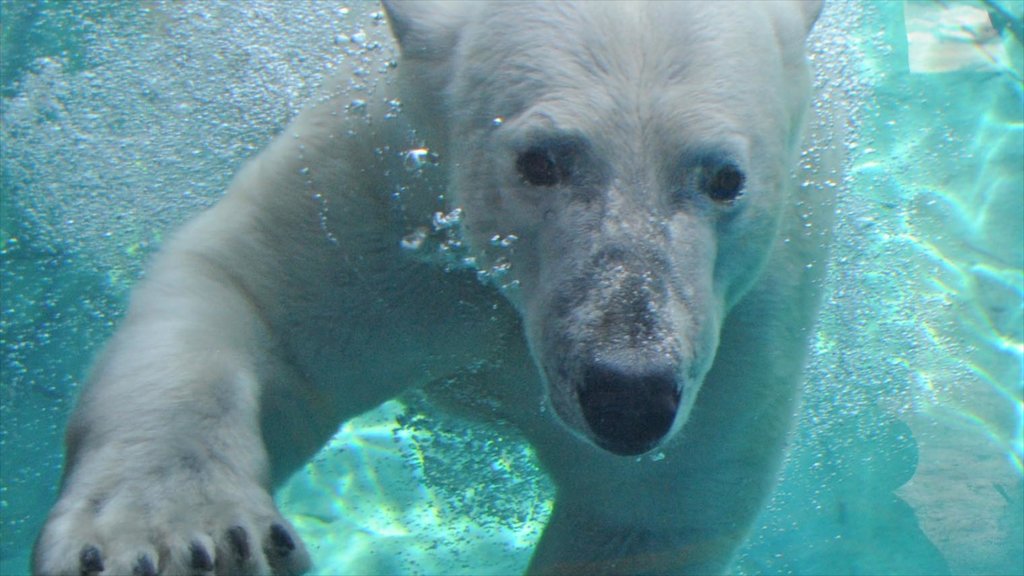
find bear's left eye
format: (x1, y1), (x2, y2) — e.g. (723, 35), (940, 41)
(516, 139), (581, 188)
(704, 163), (746, 203)
(517, 147), (560, 187)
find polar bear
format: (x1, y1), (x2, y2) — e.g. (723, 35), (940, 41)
(33, 1), (834, 574)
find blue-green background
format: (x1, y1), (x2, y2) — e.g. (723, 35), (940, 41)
(2, 1), (1021, 574)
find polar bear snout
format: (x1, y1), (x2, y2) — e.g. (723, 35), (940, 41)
(578, 359), (681, 456)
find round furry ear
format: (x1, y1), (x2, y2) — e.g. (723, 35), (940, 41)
(382, 0), (476, 60)
(794, 0), (824, 35)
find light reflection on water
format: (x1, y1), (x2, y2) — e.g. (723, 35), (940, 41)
(278, 399), (552, 576)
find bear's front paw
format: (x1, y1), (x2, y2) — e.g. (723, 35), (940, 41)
(32, 453), (311, 576)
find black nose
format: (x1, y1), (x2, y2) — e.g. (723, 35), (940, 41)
(578, 360), (681, 456)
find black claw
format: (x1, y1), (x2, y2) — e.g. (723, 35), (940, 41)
(226, 525), (251, 563)
(133, 554), (157, 576)
(189, 540), (214, 572)
(79, 545), (104, 574)
(268, 523), (296, 557)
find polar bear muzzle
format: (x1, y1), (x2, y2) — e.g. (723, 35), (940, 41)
(535, 240), (698, 457)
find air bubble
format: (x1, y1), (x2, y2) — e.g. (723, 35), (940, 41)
(432, 207), (463, 230)
(348, 99), (367, 114)
(489, 234), (519, 249)
(402, 148), (438, 172)
(401, 228), (428, 251)
(384, 99), (403, 119)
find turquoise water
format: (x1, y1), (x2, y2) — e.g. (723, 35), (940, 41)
(1, 1), (1021, 575)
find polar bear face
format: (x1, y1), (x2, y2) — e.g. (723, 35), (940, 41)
(387, 0), (818, 456)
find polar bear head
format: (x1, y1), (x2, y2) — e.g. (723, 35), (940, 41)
(385, 0), (821, 455)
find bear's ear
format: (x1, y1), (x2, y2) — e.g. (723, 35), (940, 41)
(794, 0), (824, 35)
(382, 0), (476, 60)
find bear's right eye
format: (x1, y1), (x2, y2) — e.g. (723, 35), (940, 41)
(705, 163), (745, 203)
(516, 147), (560, 187)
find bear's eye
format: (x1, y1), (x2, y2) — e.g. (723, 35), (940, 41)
(516, 147), (560, 187)
(704, 164), (746, 202)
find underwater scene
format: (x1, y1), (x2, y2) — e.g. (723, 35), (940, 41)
(1, 1), (1021, 575)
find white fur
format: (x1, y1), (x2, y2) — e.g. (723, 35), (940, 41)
(34, 2), (834, 575)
